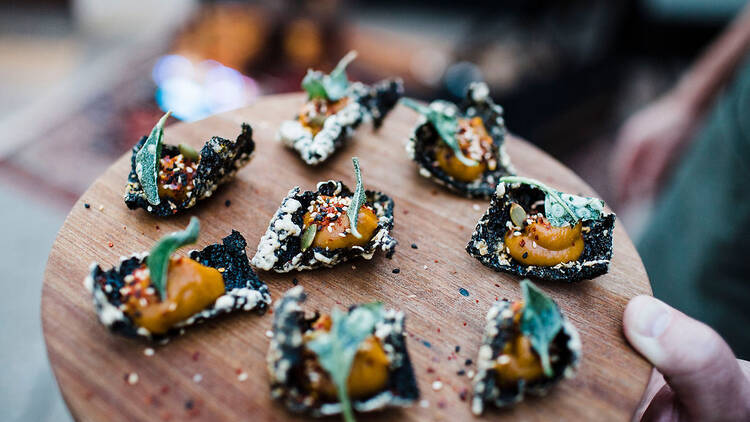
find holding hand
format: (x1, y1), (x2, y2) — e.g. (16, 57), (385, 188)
(624, 296), (750, 421)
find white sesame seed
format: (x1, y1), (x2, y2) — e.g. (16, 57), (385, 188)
(143, 348), (155, 357)
(265, 330), (273, 338)
(193, 374), (203, 383)
(237, 372), (248, 382)
(431, 381), (443, 391)
(419, 399), (430, 408)
(423, 265), (428, 270)
(467, 369), (476, 378)
(473, 204), (481, 211)
(98, 205), (104, 211)
(127, 372), (139, 385)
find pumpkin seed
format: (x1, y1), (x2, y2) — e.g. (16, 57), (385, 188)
(510, 203), (527, 227)
(300, 224), (317, 251)
(178, 143), (201, 162)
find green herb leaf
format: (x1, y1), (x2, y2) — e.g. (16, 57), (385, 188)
(347, 157), (367, 239)
(147, 216), (200, 300)
(301, 51), (357, 101)
(178, 143), (200, 162)
(400, 98), (478, 167)
(135, 111), (172, 205)
(300, 224), (317, 251)
(519, 279), (563, 377)
(307, 303), (384, 422)
(499, 176), (604, 227)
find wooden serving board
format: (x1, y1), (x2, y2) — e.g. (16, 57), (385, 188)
(42, 93), (652, 422)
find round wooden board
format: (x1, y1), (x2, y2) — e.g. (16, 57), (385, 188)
(42, 93), (652, 422)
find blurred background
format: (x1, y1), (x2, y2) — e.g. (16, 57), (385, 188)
(0, 0), (746, 420)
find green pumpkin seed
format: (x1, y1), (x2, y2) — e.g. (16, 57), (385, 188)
(300, 224), (317, 251)
(178, 143), (200, 162)
(510, 202), (527, 227)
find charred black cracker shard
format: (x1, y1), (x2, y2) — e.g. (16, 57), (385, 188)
(471, 282), (581, 414)
(251, 180), (396, 272)
(267, 286), (419, 417)
(84, 230), (271, 340)
(466, 179), (615, 282)
(405, 82), (514, 198)
(278, 52), (403, 166)
(125, 123), (255, 216)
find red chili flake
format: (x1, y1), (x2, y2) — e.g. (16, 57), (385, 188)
(235, 368), (243, 375)
(459, 388), (468, 401)
(155, 225), (160, 230)
(123, 226), (127, 230)
(404, 210), (409, 214)
(434, 259), (439, 263)
(437, 328), (440, 333)
(495, 296), (499, 301)
(160, 385), (170, 394)
(519, 239), (526, 247)
(494, 283), (500, 287)
(463, 322), (467, 326)
(191, 351), (200, 361)
(426, 367), (435, 374)
(108, 242), (114, 248)
(475, 299), (479, 304)
(267, 307), (273, 314)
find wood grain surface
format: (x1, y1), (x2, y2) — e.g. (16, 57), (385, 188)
(42, 93), (652, 422)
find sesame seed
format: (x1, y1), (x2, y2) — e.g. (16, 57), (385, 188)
(392, 268), (400, 274)
(143, 348), (155, 357)
(193, 374), (202, 383)
(265, 330), (273, 338)
(423, 265), (428, 270)
(431, 381), (443, 391)
(237, 372), (248, 382)
(473, 204), (480, 211)
(98, 205), (104, 211)
(411, 243), (418, 249)
(127, 373), (139, 385)
(83, 203), (90, 209)
(420, 399), (430, 408)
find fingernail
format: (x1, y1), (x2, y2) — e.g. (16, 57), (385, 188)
(633, 297), (672, 338)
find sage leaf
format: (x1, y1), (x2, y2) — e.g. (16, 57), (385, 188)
(347, 157), (367, 239)
(300, 224), (316, 251)
(400, 98), (477, 167)
(136, 111), (171, 205)
(519, 279), (563, 377)
(147, 216), (200, 300)
(178, 143), (200, 162)
(306, 303), (384, 422)
(499, 176), (603, 227)
(302, 51), (357, 101)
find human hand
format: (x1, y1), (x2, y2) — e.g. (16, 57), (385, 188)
(611, 94), (700, 204)
(623, 295), (750, 421)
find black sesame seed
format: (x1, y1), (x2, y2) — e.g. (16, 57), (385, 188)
(457, 369), (466, 376)
(392, 268), (400, 274)
(455, 345), (461, 353)
(522, 252), (528, 259)
(185, 399), (194, 410)
(459, 288), (469, 297)
(465, 359), (473, 366)
(292, 278), (299, 286)
(411, 243), (418, 249)
(225, 199), (231, 207)
(84, 203), (90, 209)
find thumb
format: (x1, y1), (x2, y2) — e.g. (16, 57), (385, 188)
(624, 295), (750, 421)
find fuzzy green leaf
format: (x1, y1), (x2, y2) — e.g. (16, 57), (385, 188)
(347, 157), (367, 239)
(519, 280), (563, 377)
(136, 111), (172, 205)
(301, 51), (357, 101)
(300, 224), (317, 251)
(307, 303), (384, 422)
(147, 217), (200, 300)
(400, 98), (477, 167)
(499, 176), (604, 227)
